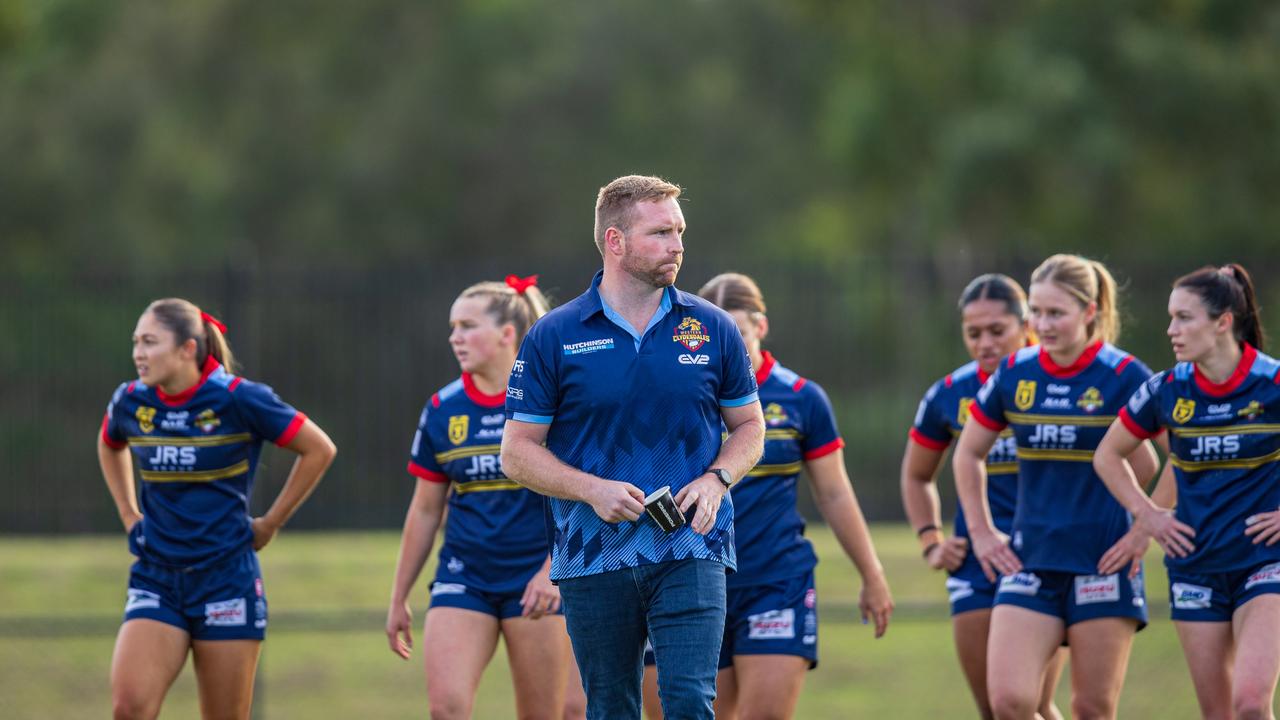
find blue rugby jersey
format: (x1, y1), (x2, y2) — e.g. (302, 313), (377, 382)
(408, 373), (549, 594)
(970, 341), (1153, 574)
(101, 357), (306, 568)
(505, 271), (759, 581)
(729, 352), (843, 589)
(911, 361), (1019, 539)
(1120, 343), (1280, 574)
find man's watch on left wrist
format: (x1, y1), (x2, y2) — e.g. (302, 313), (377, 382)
(709, 467), (733, 489)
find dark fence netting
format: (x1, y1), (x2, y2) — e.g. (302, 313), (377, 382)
(4, 253), (1276, 533)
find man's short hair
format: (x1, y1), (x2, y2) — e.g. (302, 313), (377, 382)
(593, 175), (682, 256)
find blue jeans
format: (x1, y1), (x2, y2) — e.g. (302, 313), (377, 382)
(558, 558), (727, 720)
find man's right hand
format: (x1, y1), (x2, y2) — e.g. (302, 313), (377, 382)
(586, 480), (646, 523)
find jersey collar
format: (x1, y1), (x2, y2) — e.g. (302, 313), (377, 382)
(155, 355), (221, 407)
(578, 269), (695, 322)
(1194, 343), (1257, 397)
(461, 372), (507, 408)
(1038, 340), (1103, 379)
(755, 350), (777, 387)
(976, 366), (991, 385)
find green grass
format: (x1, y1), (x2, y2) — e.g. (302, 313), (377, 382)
(0, 526), (1208, 717)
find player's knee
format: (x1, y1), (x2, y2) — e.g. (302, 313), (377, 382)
(427, 691), (473, 720)
(561, 695), (587, 720)
(988, 687), (1037, 720)
(1069, 693), (1115, 720)
(112, 689), (159, 720)
(1232, 683), (1273, 720)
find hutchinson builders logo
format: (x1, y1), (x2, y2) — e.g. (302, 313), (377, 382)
(672, 317), (711, 351)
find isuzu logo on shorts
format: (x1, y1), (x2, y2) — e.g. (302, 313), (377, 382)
(747, 608), (795, 640)
(1074, 574), (1120, 605)
(1245, 563), (1280, 590)
(205, 598), (247, 626)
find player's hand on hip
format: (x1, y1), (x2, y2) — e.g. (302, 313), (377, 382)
(926, 536), (969, 572)
(520, 565), (561, 620)
(969, 527), (1020, 583)
(250, 516), (279, 551)
(1245, 506), (1280, 546)
(675, 475), (726, 535)
(587, 480), (646, 523)
(1137, 505), (1196, 557)
(385, 600), (414, 660)
(1098, 525), (1150, 578)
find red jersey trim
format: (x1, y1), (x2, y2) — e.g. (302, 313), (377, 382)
(1114, 356), (1134, 375)
(156, 356), (221, 407)
(101, 414), (128, 450)
(1038, 341), (1103, 379)
(274, 412), (308, 447)
(968, 404), (1007, 431)
(755, 351), (777, 387)
(976, 367), (991, 385)
(804, 437), (846, 460)
(792, 378), (807, 392)
(462, 373), (506, 408)
(228, 377), (243, 392)
(1194, 343), (1257, 398)
(908, 428), (951, 452)
(407, 461), (448, 483)
(1117, 407), (1157, 440)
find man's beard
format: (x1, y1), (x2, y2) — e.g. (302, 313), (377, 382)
(621, 251), (680, 288)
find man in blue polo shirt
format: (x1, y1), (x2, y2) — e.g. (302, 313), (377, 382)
(501, 175), (765, 719)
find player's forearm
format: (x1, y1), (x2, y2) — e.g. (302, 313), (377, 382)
(713, 415), (765, 481)
(952, 449), (995, 536)
(262, 423), (336, 530)
(500, 435), (600, 501)
(389, 504), (442, 604)
(816, 484), (887, 583)
(1094, 444), (1157, 517)
(97, 437), (140, 529)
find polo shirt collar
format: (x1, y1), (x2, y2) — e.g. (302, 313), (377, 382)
(577, 269), (695, 322)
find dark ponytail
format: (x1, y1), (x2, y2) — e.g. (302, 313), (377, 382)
(1174, 263), (1265, 351)
(146, 298), (237, 371)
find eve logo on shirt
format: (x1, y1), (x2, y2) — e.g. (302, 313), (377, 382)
(678, 354), (710, 365)
(1188, 435), (1240, 457)
(147, 446), (197, 466)
(1026, 424), (1077, 446)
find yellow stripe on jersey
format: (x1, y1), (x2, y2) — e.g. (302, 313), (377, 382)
(434, 444), (502, 464)
(1171, 423), (1280, 438)
(453, 480), (523, 494)
(1014, 447), (1095, 462)
(745, 461), (804, 477)
(1169, 448), (1280, 472)
(140, 460), (251, 483)
(1004, 412), (1116, 427)
(764, 429), (802, 441)
(128, 433), (252, 447)
(986, 462), (1019, 475)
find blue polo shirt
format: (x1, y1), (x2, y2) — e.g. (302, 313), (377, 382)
(506, 270), (759, 581)
(1121, 344), (1280, 574)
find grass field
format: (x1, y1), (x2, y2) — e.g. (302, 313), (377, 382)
(0, 525), (1211, 718)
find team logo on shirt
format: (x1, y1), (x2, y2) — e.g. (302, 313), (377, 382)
(135, 406), (156, 434)
(1172, 398), (1196, 424)
(447, 415), (470, 445)
(672, 317), (711, 351)
(764, 403), (789, 426)
(1076, 387), (1104, 413)
(957, 398), (974, 425)
(195, 409), (220, 433)
(1014, 380), (1037, 411)
(1238, 401), (1265, 420)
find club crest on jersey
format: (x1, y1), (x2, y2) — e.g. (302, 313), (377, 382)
(958, 398), (974, 425)
(1238, 401), (1265, 420)
(1014, 381), (1037, 411)
(764, 403), (789, 427)
(1076, 387), (1104, 413)
(1172, 398), (1196, 425)
(135, 406), (156, 434)
(672, 317), (711, 351)
(447, 415), (469, 446)
(195, 409), (221, 433)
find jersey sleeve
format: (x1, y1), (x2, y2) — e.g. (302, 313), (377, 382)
(908, 381), (952, 451)
(718, 319), (759, 408)
(407, 402), (448, 482)
(101, 382), (130, 450)
(506, 323), (558, 424)
(969, 367), (1009, 431)
(800, 381), (845, 460)
(231, 380), (307, 446)
(1118, 372), (1165, 440)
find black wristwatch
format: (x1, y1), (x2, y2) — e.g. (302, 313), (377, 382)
(709, 467), (733, 489)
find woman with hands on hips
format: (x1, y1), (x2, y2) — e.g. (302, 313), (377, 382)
(386, 276), (585, 720)
(901, 273), (1065, 720)
(1095, 264), (1280, 720)
(99, 298), (336, 720)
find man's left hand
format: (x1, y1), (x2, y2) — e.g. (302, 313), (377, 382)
(674, 475), (727, 535)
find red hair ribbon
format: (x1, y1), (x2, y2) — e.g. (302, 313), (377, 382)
(200, 311), (228, 334)
(505, 274), (539, 295)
